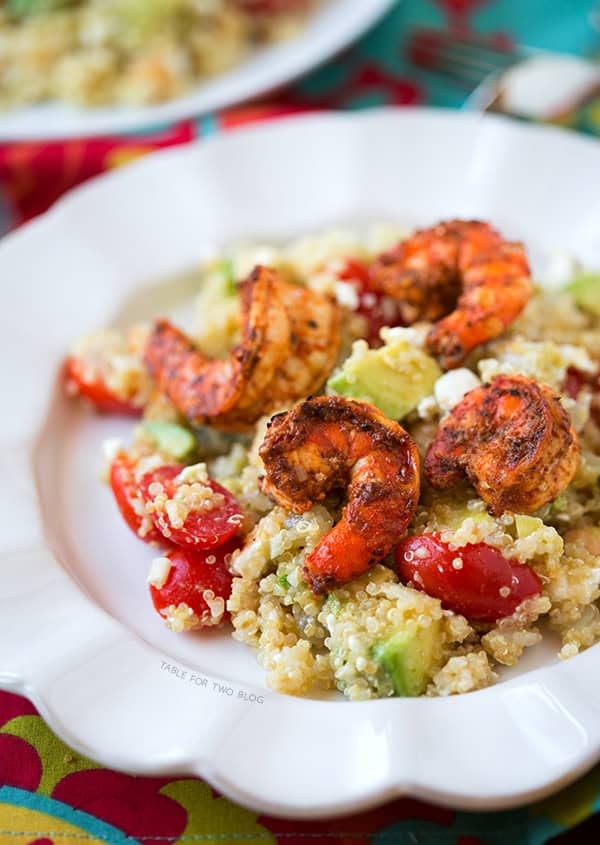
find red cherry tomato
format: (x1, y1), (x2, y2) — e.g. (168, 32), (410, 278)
(65, 356), (142, 416)
(396, 533), (542, 622)
(150, 542), (238, 630)
(563, 366), (589, 400)
(337, 259), (405, 346)
(109, 454), (163, 544)
(140, 464), (243, 551)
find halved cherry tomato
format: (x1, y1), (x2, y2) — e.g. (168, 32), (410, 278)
(140, 464), (243, 550)
(338, 259), (404, 346)
(150, 541), (238, 630)
(109, 454), (163, 544)
(396, 533), (542, 622)
(562, 366), (600, 425)
(65, 356), (141, 416)
(563, 366), (590, 400)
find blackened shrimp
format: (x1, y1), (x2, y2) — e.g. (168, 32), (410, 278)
(144, 266), (340, 432)
(369, 220), (534, 369)
(425, 374), (580, 515)
(259, 396), (420, 594)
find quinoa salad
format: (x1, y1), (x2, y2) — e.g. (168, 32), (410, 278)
(65, 220), (600, 701)
(0, 0), (314, 109)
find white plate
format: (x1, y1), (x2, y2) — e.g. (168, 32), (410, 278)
(0, 0), (394, 140)
(2, 109), (600, 819)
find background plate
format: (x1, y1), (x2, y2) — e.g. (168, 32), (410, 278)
(0, 0), (394, 140)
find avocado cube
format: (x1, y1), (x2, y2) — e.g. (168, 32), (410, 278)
(141, 420), (196, 462)
(372, 620), (440, 697)
(564, 273), (600, 317)
(515, 514), (544, 539)
(328, 332), (441, 421)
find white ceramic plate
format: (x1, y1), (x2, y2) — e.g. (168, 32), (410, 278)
(2, 109), (600, 819)
(0, 0), (394, 141)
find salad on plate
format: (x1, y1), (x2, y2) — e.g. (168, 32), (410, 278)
(65, 219), (600, 701)
(0, 0), (314, 108)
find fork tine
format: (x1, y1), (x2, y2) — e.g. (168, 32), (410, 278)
(408, 29), (517, 87)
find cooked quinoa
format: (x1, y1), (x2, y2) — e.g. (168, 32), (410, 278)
(0, 0), (313, 109)
(84, 223), (600, 700)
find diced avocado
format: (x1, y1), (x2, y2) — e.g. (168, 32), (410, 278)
(198, 258), (236, 297)
(372, 620), (441, 697)
(8, 0), (76, 17)
(192, 425), (241, 458)
(327, 332), (441, 420)
(219, 259), (237, 297)
(141, 421), (196, 462)
(550, 492), (569, 513)
(564, 273), (600, 317)
(515, 514), (544, 539)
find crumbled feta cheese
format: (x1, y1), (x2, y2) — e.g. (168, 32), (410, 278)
(434, 369), (481, 415)
(334, 281), (359, 310)
(380, 325), (427, 348)
(232, 245), (281, 280)
(542, 250), (581, 288)
(417, 395), (438, 421)
(147, 556), (172, 589)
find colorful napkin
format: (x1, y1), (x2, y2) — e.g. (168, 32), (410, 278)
(2, 687), (599, 844)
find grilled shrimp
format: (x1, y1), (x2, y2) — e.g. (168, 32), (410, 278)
(259, 396), (420, 593)
(144, 266), (340, 432)
(369, 220), (534, 369)
(425, 374), (580, 515)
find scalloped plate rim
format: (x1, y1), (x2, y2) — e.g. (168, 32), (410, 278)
(1, 109), (600, 819)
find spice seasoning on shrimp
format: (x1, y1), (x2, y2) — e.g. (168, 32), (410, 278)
(260, 395), (421, 593)
(370, 220), (534, 369)
(425, 374), (580, 514)
(144, 266), (340, 431)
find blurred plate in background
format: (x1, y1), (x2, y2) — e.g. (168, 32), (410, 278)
(0, 0), (395, 141)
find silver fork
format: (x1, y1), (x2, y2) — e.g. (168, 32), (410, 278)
(407, 28), (600, 120)
(407, 29), (526, 89)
